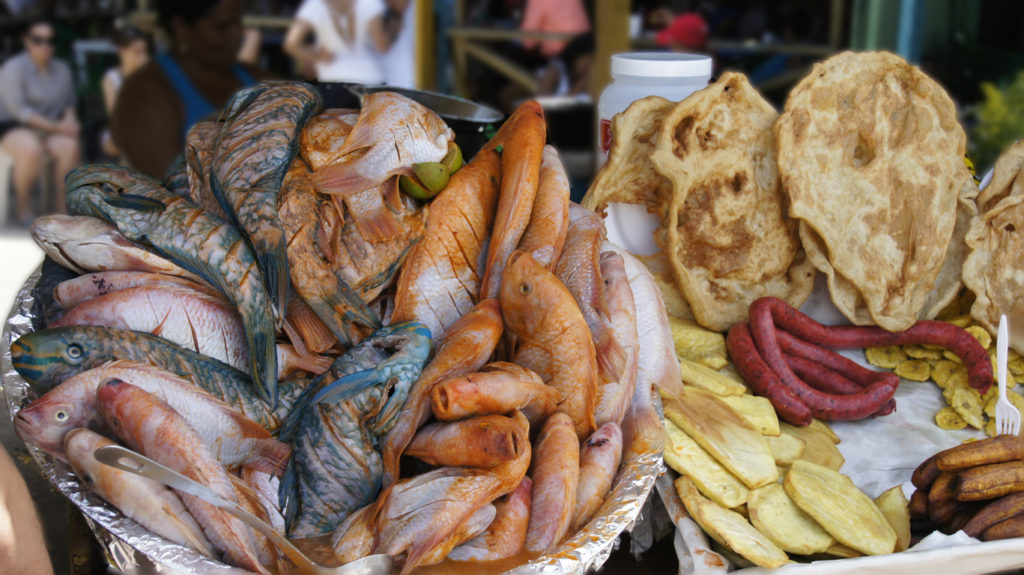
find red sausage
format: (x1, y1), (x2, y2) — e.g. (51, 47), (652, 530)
(747, 308), (899, 421)
(785, 353), (896, 416)
(776, 330), (892, 387)
(726, 323), (812, 426)
(750, 297), (992, 395)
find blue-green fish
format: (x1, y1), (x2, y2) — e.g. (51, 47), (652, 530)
(163, 154), (189, 198)
(10, 325), (301, 433)
(65, 164), (279, 407)
(279, 321), (431, 538)
(212, 81), (322, 321)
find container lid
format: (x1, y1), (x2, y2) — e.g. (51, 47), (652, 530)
(611, 52), (712, 79)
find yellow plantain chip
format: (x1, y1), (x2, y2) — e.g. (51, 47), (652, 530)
(807, 418), (841, 444)
(663, 418), (749, 508)
(664, 389), (779, 489)
(989, 350), (1019, 387)
(669, 316), (729, 370)
(931, 360), (967, 388)
(676, 476), (789, 568)
(904, 346), (944, 361)
(894, 359), (932, 382)
(717, 364), (745, 384)
(1009, 348), (1024, 377)
(779, 422), (845, 471)
(985, 418), (998, 437)
(784, 460), (897, 556)
(943, 349), (963, 364)
(719, 394), (781, 436)
(966, 325), (993, 350)
(823, 543), (865, 559)
(944, 315), (974, 328)
(981, 383), (999, 406)
(865, 346), (907, 369)
(984, 389), (1024, 419)
(874, 485), (911, 552)
(935, 406), (968, 430)
(943, 382), (985, 430)
(748, 483), (835, 555)
(766, 432), (806, 467)
(677, 357), (747, 397)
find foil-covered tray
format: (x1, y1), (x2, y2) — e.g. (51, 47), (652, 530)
(3, 266), (662, 575)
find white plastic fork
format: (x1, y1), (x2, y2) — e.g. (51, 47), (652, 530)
(996, 315), (1021, 436)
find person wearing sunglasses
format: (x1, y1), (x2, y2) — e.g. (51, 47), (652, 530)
(0, 18), (80, 224)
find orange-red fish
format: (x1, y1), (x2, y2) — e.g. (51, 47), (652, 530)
(405, 414), (524, 468)
(593, 252), (639, 427)
(571, 422), (623, 531)
(517, 145), (571, 271)
(501, 251), (598, 438)
(524, 412), (579, 554)
(448, 477), (532, 562)
(299, 108), (360, 171)
(430, 362), (559, 425)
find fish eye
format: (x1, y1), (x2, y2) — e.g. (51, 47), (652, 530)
(519, 282), (532, 295)
(65, 343), (83, 361)
(54, 410), (67, 422)
(82, 473), (94, 485)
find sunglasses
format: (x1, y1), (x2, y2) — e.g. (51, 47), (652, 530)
(28, 35), (55, 46)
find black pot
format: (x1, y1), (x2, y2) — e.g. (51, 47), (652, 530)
(315, 83), (505, 158)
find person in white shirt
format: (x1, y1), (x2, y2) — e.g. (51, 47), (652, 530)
(378, 0), (415, 89)
(284, 0), (393, 85)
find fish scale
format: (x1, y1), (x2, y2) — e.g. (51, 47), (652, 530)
(65, 165), (280, 408)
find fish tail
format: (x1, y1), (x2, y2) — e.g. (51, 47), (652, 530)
(279, 458), (300, 534)
(243, 438), (292, 477)
(596, 331), (627, 383)
(278, 344), (333, 377)
(247, 326), (280, 409)
(159, 502), (215, 557)
(254, 237), (290, 327)
(320, 278), (381, 346)
(623, 399), (665, 457)
(349, 204), (403, 244)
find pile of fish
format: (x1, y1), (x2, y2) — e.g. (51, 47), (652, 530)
(10, 84), (671, 574)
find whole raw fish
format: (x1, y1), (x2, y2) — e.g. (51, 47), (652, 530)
(10, 326), (297, 431)
(556, 205), (625, 382)
(405, 413), (524, 468)
(163, 154), (189, 198)
(480, 100), (546, 300)
(299, 108), (360, 171)
(53, 271), (217, 310)
(31, 214), (202, 281)
(416, 504), (496, 567)
(593, 251), (639, 427)
(390, 148), (501, 339)
(371, 410), (531, 574)
(64, 428), (214, 556)
(212, 81), (322, 317)
(517, 145), (571, 271)
(15, 360), (290, 475)
(66, 164), (279, 408)
(501, 250), (598, 439)
(312, 92), (453, 242)
(52, 283), (331, 378)
(570, 422), (623, 531)
(97, 379), (275, 573)
(380, 299), (503, 488)
(184, 121), (228, 220)
(524, 412), (578, 554)
(430, 362), (558, 425)
(279, 322), (431, 538)
(448, 477), (532, 562)
(331, 503), (377, 564)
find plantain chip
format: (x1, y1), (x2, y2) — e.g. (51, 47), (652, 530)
(780, 422), (844, 471)
(985, 418), (998, 437)
(943, 381), (986, 430)
(676, 476), (789, 568)
(935, 406), (968, 430)
(904, 346), (944, 361)
(717, 364), (745, 384)
(944, 315), (974, 328)
(874, 485), (911, 552)
(669, 316), (729, 370)
(1009, 348), (1024, 377)
(943, 349), (963, 364)
(784, 460), (897, 556)
(807, 418), (841, 444)
(823, 543), (865, 559)
(677, 357), (747, 397)
(748, 483), (834, 555)
(989, 350), (1019, 387)
(865, 346), (907, 369)
(984, 389), (1024, 419)
(931, 360), (967, 389)
(966, 325), (993, 350)
(766, 432), (806, 467)
(663, 418), (749, 508)
(719, 394), (781, 436)
(664, 389), (778, 489)
(895, 359), (931, 382)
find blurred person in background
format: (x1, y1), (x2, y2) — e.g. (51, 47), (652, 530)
(100, 26), (149, 159)
(0, 18), (80, 224)
(112, 0), (266, 179)
(536, 32), (593, 99)
(284, 0), (396, 85)
(0, 446), (53, 575)
(379, 0), (415, 88)
(519, 0), (590, 59)
(655, 12), (710, 52)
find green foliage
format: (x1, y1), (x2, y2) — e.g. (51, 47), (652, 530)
(971, 71), (1024, 174)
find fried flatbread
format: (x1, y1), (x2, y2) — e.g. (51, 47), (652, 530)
(776, 51), (971, 331)
(651, 72), (815, 332)
(964, 141), (1024, 354)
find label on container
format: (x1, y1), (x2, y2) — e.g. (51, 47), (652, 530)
(600, 118), (612, 154)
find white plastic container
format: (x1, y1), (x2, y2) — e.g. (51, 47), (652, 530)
(597, 52), (712, 166)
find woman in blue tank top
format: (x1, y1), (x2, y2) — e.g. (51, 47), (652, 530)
(111, 0), (264, 179)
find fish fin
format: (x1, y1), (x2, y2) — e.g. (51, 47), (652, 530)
(300, 280), (381, 347)
(242, 438), (292, 477)
(278, 344), (333, 376)
(159, 502), (215, 557)
(247, 326), (280, 410)
(343, 186), (404, 244)
(311, 368), (381, 405)
(279, 458), (300, 534)
(103, 194), (166, 212)
(312, 161), (377, 200)
(252, 230), (289, 325)
(596, 330), (627, 383)
(381, 175), (404, 212)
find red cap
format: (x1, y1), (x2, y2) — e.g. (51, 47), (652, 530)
(655, 12), (709, 50)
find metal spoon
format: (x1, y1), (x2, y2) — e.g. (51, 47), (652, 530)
(94, 445), (392, 575)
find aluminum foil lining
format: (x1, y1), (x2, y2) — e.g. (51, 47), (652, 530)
(3, 267), (663, 575)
